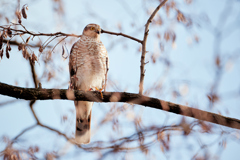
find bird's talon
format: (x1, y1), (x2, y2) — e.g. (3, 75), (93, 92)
(95, 87), (104, 99)
(100, 92), (103, 99)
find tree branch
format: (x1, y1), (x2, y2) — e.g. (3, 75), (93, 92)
(0, 82), (240, 130)
(101, 29), (143, 44)
(0, 26), (81, 38)
(3, 39), (52, 48)
(11, 124), (37, 144)
(139, 0), (168, 94)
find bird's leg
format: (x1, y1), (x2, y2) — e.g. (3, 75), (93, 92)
(102, 84), (106, 92)
(95, 87), (104, 99)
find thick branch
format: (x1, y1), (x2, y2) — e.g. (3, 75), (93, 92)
(139, 0), (168, 94)
(0, 82), (240, 130)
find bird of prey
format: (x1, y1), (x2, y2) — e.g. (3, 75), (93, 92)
(69, 24), (109, 144)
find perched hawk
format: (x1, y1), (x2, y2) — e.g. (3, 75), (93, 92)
(69, 24), (109, 144)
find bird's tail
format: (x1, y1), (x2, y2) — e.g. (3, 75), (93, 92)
(74, 101), (93, 144)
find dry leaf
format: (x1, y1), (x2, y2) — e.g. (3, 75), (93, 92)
(7, 27), (12, 38)
(22, 46), (30, 60)
(22, 5), (27, 19)
(8, 45), (11, 51)
(207, 93), (219, 103)
(62, 45), (65, 57)
(15, 11), (22, 24)
(31, 53), (37, 63)
(26, 36), (31, 44)
(177, 11), (186, 23)
(0, 35), (3, 50)
(185, 0), (192, 4)
(0, 49), (3, 59)
(215, 56), (220, 67)
(39, 46), (43, 52)
(18, 43), (23, 51)
(6, 46), (9, 59)
(194, 35), (199, 43)
(164, 32), (170, 41)
(5, 17), (9, 23)
(164, 30), (176, 42)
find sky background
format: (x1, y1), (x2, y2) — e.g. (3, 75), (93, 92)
(0, 0), (240, 159)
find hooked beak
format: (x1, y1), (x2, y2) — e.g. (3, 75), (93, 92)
(96, 29), (101, 34)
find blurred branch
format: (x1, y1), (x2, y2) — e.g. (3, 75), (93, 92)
(11, 124), (37, 144)
(29, 57), (38, 88)
(3, 39), (52, 48)
(0, 50), (41, 157)
(0, 99), (18, 107)
(101, 29), (142, 44)
(29, 101), (39, 124)
(0, 25), (81, 38)
(1, 24), (77, 53)
(38, 122), (70, 140)
(139, 0), (168, 95)
(28, 54), (39, 121)
(0, 82), (240, 130)
(26, 62), (69, 144)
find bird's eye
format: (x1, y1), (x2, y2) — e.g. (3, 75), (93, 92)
(90, 27), (95, 30)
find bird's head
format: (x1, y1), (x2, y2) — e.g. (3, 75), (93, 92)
(82, 24), (101, 39)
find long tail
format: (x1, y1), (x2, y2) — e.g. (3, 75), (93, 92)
(74, 101), (93, 144)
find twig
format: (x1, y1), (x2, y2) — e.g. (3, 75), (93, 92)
(0, 82), (240, 130)
(29, 58), (40, 123)
(0, 99), (18, 107)
(101, 29), (142, 44)
(1, 124), (37, 156)
(2, 39), (52, 48)
(42, 36), (59, 50)
(29, 58), (38, 88)
(0, 26), (81, 37)
(30, 100), (40, 124)
(139, 0), (168, 95)
(38, 123), (70, 141)
(51, 36), (68, 52)
(11, 124), (37, 144)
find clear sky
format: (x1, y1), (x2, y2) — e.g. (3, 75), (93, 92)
(0, 0), (240, 159)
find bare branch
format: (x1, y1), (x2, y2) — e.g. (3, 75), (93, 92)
(11, 124), (37, 144)
(3, 39), (52, 48)
(0, 26), (81, 38)
(139, 0), (168, 95)
(0, 99), (18, 107)
(0, 82), (240, 130)
(29, 58), (38, 88)
(52, 36), (68, 52)
(37, 123), (70, 141)
(29, 101), (40, 124)
(101, 29), (142, 44)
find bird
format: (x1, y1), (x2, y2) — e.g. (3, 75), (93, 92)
(69, 24), (109, 144)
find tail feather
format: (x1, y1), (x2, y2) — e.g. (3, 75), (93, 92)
(75, 101), (93, 144)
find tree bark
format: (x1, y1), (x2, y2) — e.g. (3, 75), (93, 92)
(0, 82), (240, 130)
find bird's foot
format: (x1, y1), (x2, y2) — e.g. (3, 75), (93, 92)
(95, 87), (104, 99)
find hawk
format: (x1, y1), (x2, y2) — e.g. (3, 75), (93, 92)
(69, 24), (109, 144)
